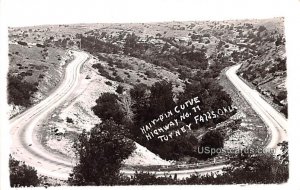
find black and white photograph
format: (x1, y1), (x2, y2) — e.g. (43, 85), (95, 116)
(1, 0), (300, 189)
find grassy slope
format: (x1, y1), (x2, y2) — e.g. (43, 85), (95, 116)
(8, 43), (68, 117)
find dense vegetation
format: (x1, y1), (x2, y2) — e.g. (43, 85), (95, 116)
(69, 141), (288, 185)
(92, 93), (125, 124)
(90, 79), (231, 161)
(7, 74), (38, 107)
(9, 155), (41, 187)
(79, 34), (121, 54)
(128, 80), (231, 160)
(77, 24), (242, 161)
(124, 151), (288, 185)
(69, 20), (288, 185)
(198, 130), (225, 159)
(233, 24), (287, 117)
(68, 120), (135, 185)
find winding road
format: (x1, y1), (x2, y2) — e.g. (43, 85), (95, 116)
(10, 51), (88, 179)
(9, 54), (288, 180)
(226, 64), (287, 152)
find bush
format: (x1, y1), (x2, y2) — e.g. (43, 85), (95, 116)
(66, 117), (74, 123)
(115, 76), (124, 83)
(120, 148), (288, 185)
(17, 41), (28, 46)
(281, 105), (288, 118)
(36, 43), (45, 48)
(116, 85), (124, 94)
(105, 81), (112, 86)
(145, 70), (157, 78)
(92, 63), (115, 80)
(92, 93), (125, 124)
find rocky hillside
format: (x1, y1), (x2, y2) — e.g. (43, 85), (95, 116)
(235, 18), (287, 117)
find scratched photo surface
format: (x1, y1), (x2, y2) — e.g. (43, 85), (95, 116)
(8, 18), (288, 187)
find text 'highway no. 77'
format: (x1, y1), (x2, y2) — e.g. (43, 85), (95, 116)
(140, 96), (237, 142)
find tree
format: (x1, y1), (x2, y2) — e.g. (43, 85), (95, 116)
(198, 130), (224, 159)
(148, 80), (175, 119)
(123, 32), (139, 55)
(9, 155), (40, 187)
(68, 120), (135, 185)
(119, 92), (134, 122)
(178, 79), (233, 128)
(223, 148), (289, 184)
(130, 84), (149, 140)
(92, 93), (125, 124)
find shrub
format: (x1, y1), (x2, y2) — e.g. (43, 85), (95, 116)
(115, 76), (124, 83)
(145, 70), (157, 78)
(105, 81), (113, 86)
(116, 85), (124, 94)
(17, 41), (28, 46)
(36, 43), (45, 48)
(92, 64), (114, 80)
(280, 105), (288, 118)
(92, 93), (125, 124)
(66, 117), (74, 123)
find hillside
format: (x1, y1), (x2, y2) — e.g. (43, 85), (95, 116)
(8, 43), (72, 117)
(8, 17), (287, 168)
(235, 19), (287, 117)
